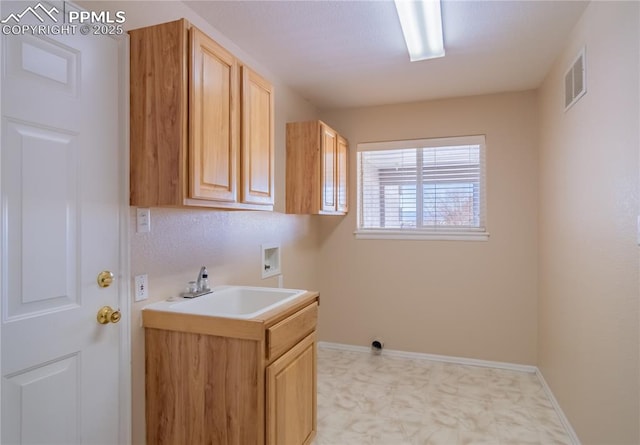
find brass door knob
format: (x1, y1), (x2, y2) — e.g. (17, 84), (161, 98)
(97, 270), (114, 288)
(97, 306), (121, 324)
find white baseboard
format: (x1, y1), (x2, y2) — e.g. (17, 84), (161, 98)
(317, 341), (581, 445)
(317, 341), (537, 373)
(536, 369), (581, 445)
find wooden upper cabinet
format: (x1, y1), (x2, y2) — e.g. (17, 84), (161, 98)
(286, 120), (349, 215)
(129, 19), (274, 211)
(241, 66), (274, 206)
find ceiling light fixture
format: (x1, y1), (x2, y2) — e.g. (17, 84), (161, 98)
(394, 0), (445, 62)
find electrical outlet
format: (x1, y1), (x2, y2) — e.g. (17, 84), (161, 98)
(134, 274), (148, 302)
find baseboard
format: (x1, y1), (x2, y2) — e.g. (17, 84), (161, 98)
(317, 341), (537, 373)
(317, 341), (580, 445)
(536, 369), (581, 445)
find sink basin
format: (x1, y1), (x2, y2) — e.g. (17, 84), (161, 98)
(145, 286), (307, 319)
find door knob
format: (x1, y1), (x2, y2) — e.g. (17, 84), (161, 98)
(97, 270), (114, 288)
(97, 306), (121, 324)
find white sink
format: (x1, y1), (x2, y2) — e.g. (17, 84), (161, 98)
(145, 286), (307, 319)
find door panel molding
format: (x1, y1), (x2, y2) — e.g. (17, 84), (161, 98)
(3, 353), (81, 444)
(2, 118), (80, 321)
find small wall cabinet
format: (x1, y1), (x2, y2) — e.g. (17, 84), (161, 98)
(286, 120), (349, 215)
(129, 19), (274, 211)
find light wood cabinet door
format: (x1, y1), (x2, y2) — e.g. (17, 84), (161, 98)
(266, 332), (317, 445)
(241, 66), (274, 205)
(189, 27), (238, 202)
(337, 135), (348, 213)
(320, 124), (337, 212)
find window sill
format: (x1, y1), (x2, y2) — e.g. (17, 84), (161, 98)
(354, 229), (489, 241)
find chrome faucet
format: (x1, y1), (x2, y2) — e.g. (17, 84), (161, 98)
(196, 266), (210, 292)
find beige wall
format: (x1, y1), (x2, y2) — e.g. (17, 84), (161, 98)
(318, 91), (539, 365)
(537, 2), (639, 444)
(98, 2), (321, 443)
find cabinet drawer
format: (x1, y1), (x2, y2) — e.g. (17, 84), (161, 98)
(267, 302), (318, 361)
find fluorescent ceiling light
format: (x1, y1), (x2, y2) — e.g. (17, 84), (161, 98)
(394, 0), (445, 62)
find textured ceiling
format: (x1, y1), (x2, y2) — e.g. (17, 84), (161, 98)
(185, 0), (589, 110)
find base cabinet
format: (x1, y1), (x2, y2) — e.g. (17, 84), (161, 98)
(266, 333), (317, 445)
(144, 298), (318, 445)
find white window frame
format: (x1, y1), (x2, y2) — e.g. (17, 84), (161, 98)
(355, 135), (489, 241)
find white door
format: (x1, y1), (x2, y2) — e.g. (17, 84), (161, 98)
(0, 1), (124, 444)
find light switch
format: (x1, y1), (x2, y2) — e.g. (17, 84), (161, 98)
(136, 208), (150, 233)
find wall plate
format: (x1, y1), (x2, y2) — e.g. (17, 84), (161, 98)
(261, 243), (281, 278)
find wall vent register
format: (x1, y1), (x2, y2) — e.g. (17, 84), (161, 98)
(565, 47), (586, 111)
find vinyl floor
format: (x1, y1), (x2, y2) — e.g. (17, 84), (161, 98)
(312, 346), (572, 445)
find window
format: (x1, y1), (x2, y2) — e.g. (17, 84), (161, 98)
(356, 135), (488, 240)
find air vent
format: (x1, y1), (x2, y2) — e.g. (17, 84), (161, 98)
(565, 48), (586, 111)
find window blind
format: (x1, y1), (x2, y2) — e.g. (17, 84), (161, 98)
(357, 135), (486, 237)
